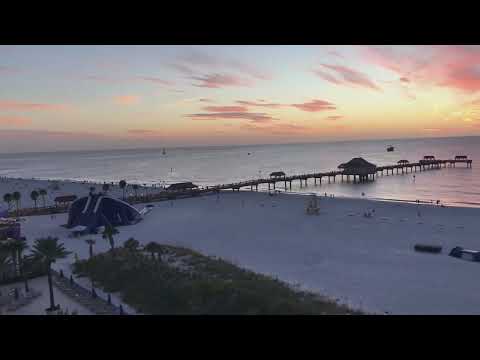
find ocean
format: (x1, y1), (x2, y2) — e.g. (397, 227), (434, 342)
(0, 136), (479, 207)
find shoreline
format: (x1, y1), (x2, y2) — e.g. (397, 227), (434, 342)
(1, 176), (480, 211)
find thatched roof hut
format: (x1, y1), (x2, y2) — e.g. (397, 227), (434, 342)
(423, 155), (435, 160)
(270, 171), (286, 178)
(338, 157), (377, 175)
(455, 155), (468, 160)
(398, 160), (409, 165)
(166, 182), (198, 191)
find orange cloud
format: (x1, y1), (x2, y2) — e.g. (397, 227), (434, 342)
(0, 116), (31, 126)
(325, 115), (344, 121)
(114, 95), (140, 105)
(186, 112), (275, 123)
(236, 100), (284, 108)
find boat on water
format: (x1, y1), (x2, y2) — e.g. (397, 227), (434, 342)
(162, 148), (166, 155)
(387, 145), (394, 152)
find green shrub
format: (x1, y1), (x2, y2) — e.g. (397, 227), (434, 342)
(73, 246), (359, 315)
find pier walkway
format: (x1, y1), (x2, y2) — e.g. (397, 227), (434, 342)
(202, 157), (472, 192)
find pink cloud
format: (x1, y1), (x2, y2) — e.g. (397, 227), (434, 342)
(113, 95), (140, 105)
(363, 45), (480, 93)
(186, 112), (275, 123)
(0, 115), (31, 126)
(236, 100), (284, 108)
(203, 106), (248, 112)
(312, 69), (343, 85)
(0, 100), (69, 111)
(291, 99), (336, 112)
(191, 74), (252, 88)
(325, 115), (343, 121)
(319, 64), (381, 91)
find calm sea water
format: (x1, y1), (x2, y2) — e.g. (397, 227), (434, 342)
(0, 136), (479, 207)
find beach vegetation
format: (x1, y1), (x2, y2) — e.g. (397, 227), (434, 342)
(73, 244), (360, 315)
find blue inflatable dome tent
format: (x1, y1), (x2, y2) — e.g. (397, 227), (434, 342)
(66, 194), (141, 233)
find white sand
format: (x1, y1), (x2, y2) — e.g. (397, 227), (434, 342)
(7, 181), (479, 315)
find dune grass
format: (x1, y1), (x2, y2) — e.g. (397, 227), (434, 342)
(73, 244), (360, 315)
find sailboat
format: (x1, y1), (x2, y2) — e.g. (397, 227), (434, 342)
(162, 148), (166, 155)
(387, 145), (394, 152)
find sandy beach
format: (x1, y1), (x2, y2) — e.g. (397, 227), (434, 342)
(3, 175), (479, 315)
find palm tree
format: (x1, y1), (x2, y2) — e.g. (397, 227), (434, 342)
(102, 223), (119, 251)
(85, 239), (96, 259)
(12, 238), (30, 293)
(119, 180), (127, 200)
(102, 183), (109, 194)
(30, 190), (39, 209)
(132, 184), (139, 199)
(12, 191), (21, 215)
(39, 189), (47, 208)
(31, 237), (71, 311)
(123, 237), (140, 252)
(3, 193), (12, 211)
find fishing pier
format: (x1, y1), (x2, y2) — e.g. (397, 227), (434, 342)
(204, 155), (473, 192)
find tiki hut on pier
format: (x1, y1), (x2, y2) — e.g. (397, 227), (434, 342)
(398, 160), (409, 165)
(423, 156), (435, 160)
(338, 157), (377, 183)
(455, 155), (468, 160)
(270, 171), (286, 179)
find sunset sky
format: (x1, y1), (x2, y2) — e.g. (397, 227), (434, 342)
(1, 45), (480, 152)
